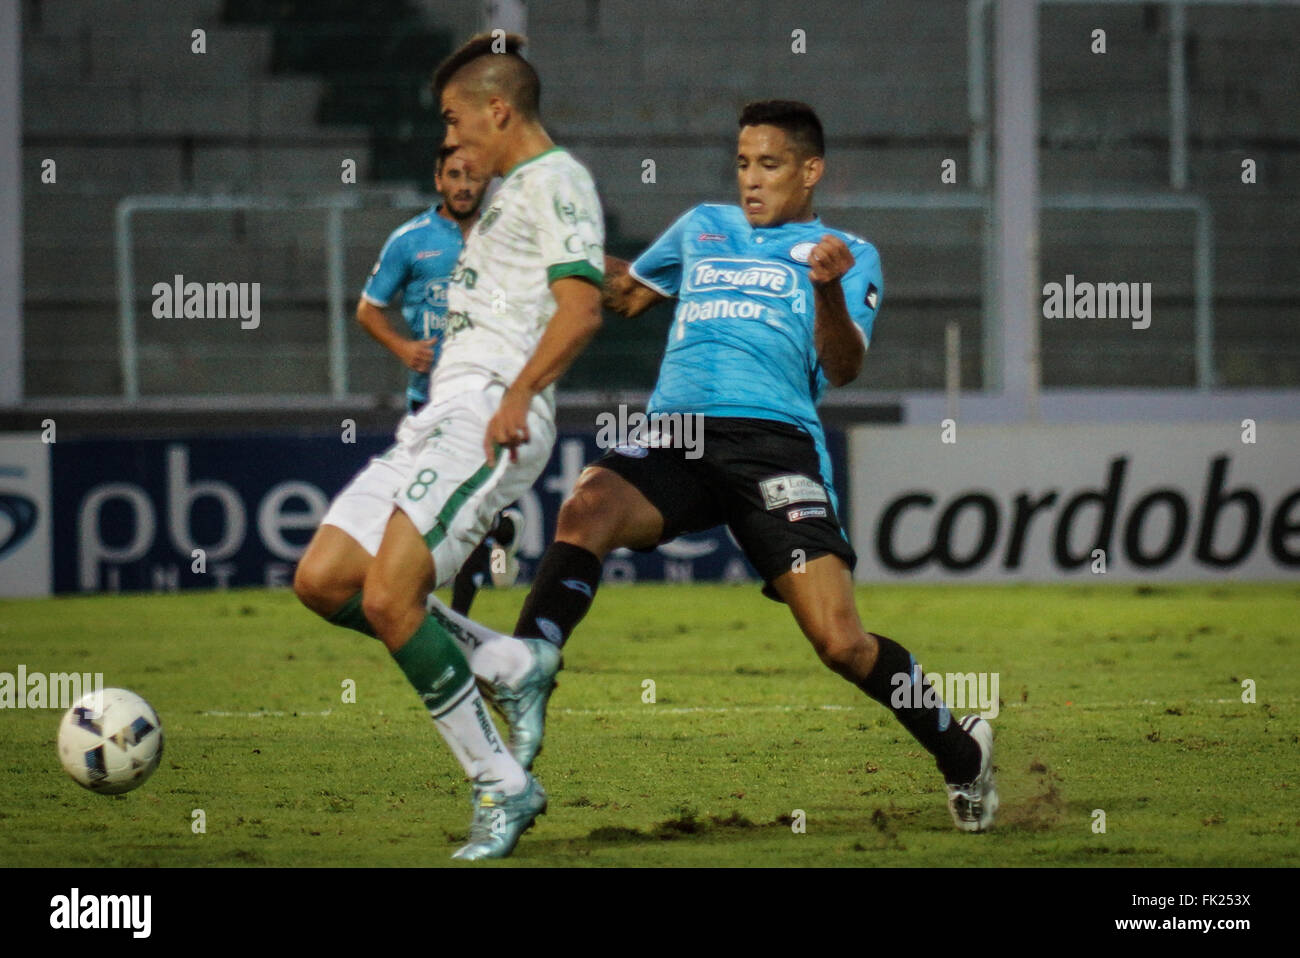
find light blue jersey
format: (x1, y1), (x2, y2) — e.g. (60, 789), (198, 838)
(630, 202), (883, 491)
(361, 205), (464, 405)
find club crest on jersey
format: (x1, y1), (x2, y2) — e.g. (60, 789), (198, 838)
(553, 195), (597, 227)
(684, 258), (797, 298)
(789, 242), (816, 264)
(759, 474), (829, 510)
(477, 206), (503, 233)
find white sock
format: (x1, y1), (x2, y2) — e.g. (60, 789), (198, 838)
(472, 636), (535, 686)
(427, 595), (535, 686)
(428, 678), (526, 793)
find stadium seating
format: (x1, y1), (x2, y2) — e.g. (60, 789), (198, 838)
(20, 0), (1300, 397)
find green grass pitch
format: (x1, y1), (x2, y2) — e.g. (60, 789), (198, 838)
(1, 582), (1296, 867)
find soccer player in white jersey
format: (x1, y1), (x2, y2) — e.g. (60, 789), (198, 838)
(355, 144), (523, 617)
(292, 32), (604, 860)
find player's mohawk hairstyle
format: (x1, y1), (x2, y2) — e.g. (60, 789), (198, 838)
(739, 100), (825, 158)
(433, 32), (540, 119)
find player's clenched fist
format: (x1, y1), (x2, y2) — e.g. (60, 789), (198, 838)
(807, 235), (854, 286)
(484, 384), (532, 465)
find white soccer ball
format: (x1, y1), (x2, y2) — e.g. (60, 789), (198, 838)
(57, 688), (164, 794)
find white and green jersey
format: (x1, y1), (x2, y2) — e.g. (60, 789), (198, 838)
(434, 147), (604, 411)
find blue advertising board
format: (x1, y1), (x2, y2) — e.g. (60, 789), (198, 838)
(47, 430), (848, 594)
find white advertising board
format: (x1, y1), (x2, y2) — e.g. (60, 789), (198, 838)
(848, 423), (1300, 582)
(0, 433), (52, 597)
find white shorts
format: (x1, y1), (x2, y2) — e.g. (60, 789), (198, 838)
(321, 374), (554, 587)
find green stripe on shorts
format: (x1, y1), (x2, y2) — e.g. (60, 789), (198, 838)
(421, 451), (499, 552)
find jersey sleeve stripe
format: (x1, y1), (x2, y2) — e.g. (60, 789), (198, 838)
(627, 263), (674, 298)
(547, 261), (603, 287)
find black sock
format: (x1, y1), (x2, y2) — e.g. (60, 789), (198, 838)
(451, 539), (493, 615)
(513, 542), (602, 648)
(857, 634), (982, 783)
(491, 512), (517, 549)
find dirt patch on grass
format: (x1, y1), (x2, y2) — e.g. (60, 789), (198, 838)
(1003, 758), (1065, 832)
(585, 807), (776, 844)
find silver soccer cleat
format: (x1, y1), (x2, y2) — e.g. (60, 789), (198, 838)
(424, 598), (562, 770)
(451, 774), (548, 860)
(487, 638), (561, 770)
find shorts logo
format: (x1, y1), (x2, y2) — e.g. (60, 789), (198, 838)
(787, 506), (828, 522)
(789, 242), (816, 264)
(759, 474), (829, 510)
(614, 443), (649, 458)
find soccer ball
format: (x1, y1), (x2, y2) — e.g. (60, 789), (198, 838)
(57, 688), (164, 794)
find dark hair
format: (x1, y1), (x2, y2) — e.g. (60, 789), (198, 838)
(738, 100), (825, 158)
(436, 144), (457, 174)
(433, 32), (540, 119)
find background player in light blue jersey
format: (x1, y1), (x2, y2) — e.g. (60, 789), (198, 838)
(456, 100), (999, 834)
(357, 145), (485, 413)
(354, 145), (521, 615)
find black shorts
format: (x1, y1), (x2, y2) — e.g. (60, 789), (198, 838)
(594, 416), (856, 601)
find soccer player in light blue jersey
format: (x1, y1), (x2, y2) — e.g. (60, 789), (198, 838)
(355, 146), (523, 616)
(357, 145), (486, 414)
(451, 100), (998, 834)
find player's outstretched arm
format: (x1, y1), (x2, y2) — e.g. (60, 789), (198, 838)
(603, 255), (668, 318)
(484, 276), (603, 464)
(355, 298), (435, 373)
(809, 235), (866, 387)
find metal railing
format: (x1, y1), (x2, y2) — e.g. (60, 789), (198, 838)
(820, 191), (1216, 390)
(115, 189), (1216, 400)
(114, 190), (437, 401)
(969, 0), (1300, 192)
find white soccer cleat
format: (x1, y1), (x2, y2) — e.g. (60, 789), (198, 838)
(946, 715), (998, 832)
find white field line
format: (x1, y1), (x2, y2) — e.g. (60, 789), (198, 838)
(201, 709), (334, 718)
(554, 697), (1286, 716)
(198, 697), (1288, 718)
